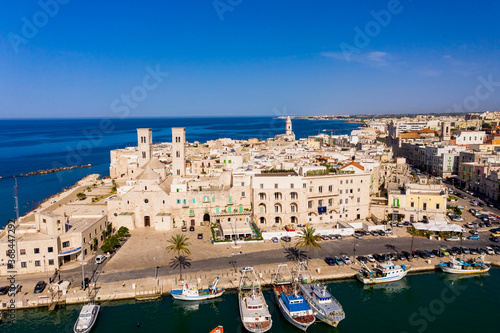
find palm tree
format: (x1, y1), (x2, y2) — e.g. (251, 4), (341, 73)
(166, 234), (191, 280)
(170, 256), (191, 281)
(295, 227), (321, 263)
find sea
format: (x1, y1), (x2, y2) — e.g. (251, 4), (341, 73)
(1, 117), (498, 333)
(0, 117), (359, 227)
(1, 269), (498, 332)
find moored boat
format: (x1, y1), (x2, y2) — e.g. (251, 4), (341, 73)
(210, 325), (223, 333)
(356, 261), (411, 284)
(272, 264), (315, 331)
(238, 267), (272, 332)
(297, 261), (345, 327)
(74, 304), (100, 333)
(438, 255), (491, 274)
(170, 277), (224, 301)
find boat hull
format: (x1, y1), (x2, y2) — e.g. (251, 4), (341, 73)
(239, 294), (272, 333)
(273, 288), (315, 331)
(170, 289), (224, 301)
(73, 305), (100, 333)
(439, 265), (491, 274)
(355, 270), (408, 285)
(299, 284), (344, 328)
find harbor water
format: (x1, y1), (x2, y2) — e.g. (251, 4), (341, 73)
(2, 269), (498, 332)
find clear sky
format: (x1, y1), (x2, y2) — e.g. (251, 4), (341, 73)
(0, 0), (499, 118)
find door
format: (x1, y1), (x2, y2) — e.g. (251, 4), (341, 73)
(191, 219), (195, 226)
(144, 216), (150, 227)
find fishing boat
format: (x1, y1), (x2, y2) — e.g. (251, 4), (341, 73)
(356, 261), (411, 284)
(438, 255), (491, 274)
(238, 267), (272, 332)
(297, 261), (345, 328)
(74, 304), (100, 333)
(272, 264), (315, 331)
(170, 277), (225, 301)
(210, 325), (223, 333)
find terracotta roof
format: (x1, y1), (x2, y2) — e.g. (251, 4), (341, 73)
(399, 132), (421, 139)
(417, 128), (436, 134)
(340, 161), (365, 171)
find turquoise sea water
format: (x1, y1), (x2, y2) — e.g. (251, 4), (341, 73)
(0, 117), (359, 227)
(2, 269), (498, 332)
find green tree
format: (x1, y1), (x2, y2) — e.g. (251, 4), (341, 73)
(117, 226), (129, 238)
(76, 193), (86, 200)
(93, 238), (98, 251)
(166, 234), (191, 280)
(295, 227), (322, 263)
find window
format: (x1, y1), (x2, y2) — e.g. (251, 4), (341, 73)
(20, 249), (26, 255)
(319, 186), (323, 193)
(357, 197), (360, 203)
(328, 199), (333, 206)
(241, 192), (245, 197)
(192, 199), (196, 203)
(145, 186), (148, 190)
(345, 199), (349, 204)
(309, 187), (313, 193)
(229, 197), (232, 204)
(48, 259), (54, 265)
(303, 183), (306, 188)
(212, 197), (215, 203)
(329, 185), (333, 192)
(34, 248), (40, 254)
(291, 192), (297, 199)
(203, 196), (209, 202)
(411, 202), (414, 208)
(62, 241), (70, 248)
(423, 203), (427, 211)
(241, 182), (244, 186)
(259, 193), (266, 200)
(182, 199), (187, 205)
(350, 189), (353, 194)
(340, 199), (343, 204)
(275, 183), (278, 189)
(393, 199), (399, 207)
(239, 206), (243, 212)
(215, 207), (220, 213)
(144, 199), (149, 203)
(260, 184), (264, 189)
(176, 200), (181, 204)
(21, 262), (27, 268)
(228, 207), (232, 213)
(291, 204), (296, 213)
(274, 205), (280, 213)
(290, 183), (294, 189)
(308, 201), (313, 209)
(274, 192), (281, 200)
(35, 260), (41, 267)
(318, 200), (323, 206)
(340, 180), (343, 184)
(340, 190), (343, 194)
(42, 218), (46, 223)
(436, 204), (440, 209)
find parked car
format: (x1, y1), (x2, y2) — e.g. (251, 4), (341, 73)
(357, 256), (368, 264)
(366, 254), (376, 263)
(34, 281), (47, 294)
(485, 246), (495, 255)
(490, 236), (499, 242)
(181, 226), (187, 232)
(341, 254), (352, 265)
(401, 251), (411, 260)
(386, 228), (393, 234)
(335, 235), (342, 240)
(271, 237), (278, 243)
(433, 249), (444, 257)
(334, 256), (344, 266)
(469, 229), (479, 235)
(95, 255), (106, 265)
(398, 253), (407, 261)
(197, 233), (203, 240)
(452, 247), (462, 255)
(468, 235), (480, 240)
(189, 226), (195, 232)
(440, 248), (450, 256)
(281, 236), (291, 242)
(469, 248), (478, 255)
(321, 235), (330, 241)
(425, 249), (435, 258)
(378, 230), (386, 236)
(446, 236), (460, 242)
(324, 256), (336, 266)
(352, 233), (363, 240)
(491, 232), (500, 237)
(461, 246), (470, 254)
(370, 230), (379, 237)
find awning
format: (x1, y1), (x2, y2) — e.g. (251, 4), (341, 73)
(58, 246), (82, 257)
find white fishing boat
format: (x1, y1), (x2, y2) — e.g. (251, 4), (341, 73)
(356, 261), (411, 284)
(272, 264), (315, 331)
(170, 276), (224, 301)
(438, 255), (491, 274)
(74, 304), (100, 333)
(297, 261), (345, 328)
(238, 267), (272, 332)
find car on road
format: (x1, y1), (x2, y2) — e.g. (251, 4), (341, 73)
(324, 256), (336, 266)
(34, 281), (47, 294)
(95, 255), (106, 265)
(468, 234), (480, 240)
(271, 237), (278, 243)
(366, 254), (376, 263)
(446, 236), (460, 242)
(0, 286), (9, 295)
(281, 236), (291, 242)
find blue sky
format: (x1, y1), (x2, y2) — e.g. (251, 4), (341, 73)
(0, 0), (499, 118)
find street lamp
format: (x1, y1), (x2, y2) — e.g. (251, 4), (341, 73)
(153, 257), (157, 279)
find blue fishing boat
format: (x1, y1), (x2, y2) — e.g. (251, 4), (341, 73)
(272, 264), (315, 331)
